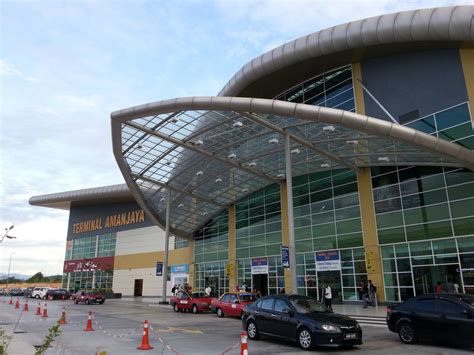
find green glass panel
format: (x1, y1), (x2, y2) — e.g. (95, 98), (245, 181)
(383, 259), (396, 273)
(448, 182), (474, 200)
(266, 243), (281, 256)
(293, 175), (309, 187)
(432, 238), (456, 255)
(295, 227), (312, 240)
(453, 217), (474, 236)
(406, 220), (452, 241)
(312, 223), (335, 238)
(236, 248), (249, 259)
(296, 239), (313, 253)
(409, 241), (432, 256)
(435, 103), (471, 130)
(332, 170), (356, 186)
(384, 287), (398, 302)
(265, 192), (280, 204)
(218, 251), (228, 260)
(402, 189), (448, 209)
(400, 174), (445, 195)
(236, 220), (248, 229)
(398, 273), (413, 286)
(353, 248), (365, 260)
(384, 273), (398, 287)
(294, 216), (311, 228)
(406, 115), (436, 134)
(438, 122), (472, 141)
(445, 169), (474, 186)
(395, 243), (409, 257)
(236, 239), (248, 248)
(296, 254), (305, 265)
(294, 205), (310, 217)
(338, 232), (363, 248)
(340, 249), (352, 261)
(249, 224), (265, 235)
(342, 275), (355, 287)
(249, 246), (266, 257)
(404, 203), (450, 225)
(313, 236), (337, 251)
(457, 236), (474, 252)
(249, 235), (265, 247)
(341, 261), (354, 273)
(266, 221), (281, 233)
(333, 182), (358, 197)
(293, 183), (309, 196)
(311, 211), (334, 225)
(450, 198), (474, 218)
(381, 245), (395, 259)
(265, 232), (281, 244)
(335, 206), (360, 220)
(336, 219), (362, 234)
(376, 211), (404, 229)
(378, 227), (405, 244)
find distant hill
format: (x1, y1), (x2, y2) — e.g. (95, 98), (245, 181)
(0, 272), (31, 280)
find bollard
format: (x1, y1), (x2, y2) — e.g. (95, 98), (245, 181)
(84, 311), (94, 331)
(36, 302), (42, 315)
(42, 303), (49, 318)
(58, 307), (67, 325)
(137, 320), (153, 350)
(23, 300), (29, 312)
(15, 298), (20, 309)
(240, 331), (248, 355)
(9, 297), (13, 305)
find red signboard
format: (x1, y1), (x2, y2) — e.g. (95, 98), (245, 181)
(63, 256), (115, 273)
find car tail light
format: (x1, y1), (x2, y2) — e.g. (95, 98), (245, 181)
(386, 306), (392, 314)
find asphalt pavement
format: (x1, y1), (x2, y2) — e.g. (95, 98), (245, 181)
(0, 296), (472, 355)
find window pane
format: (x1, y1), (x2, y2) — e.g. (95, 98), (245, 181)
(435, 103), (471, 130)
(450, 198), (474, 219)
(378, 227), (405, 244)
(406, 220), (452, 241)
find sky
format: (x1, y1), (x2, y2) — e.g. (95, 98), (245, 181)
(1, 0), (472, 276)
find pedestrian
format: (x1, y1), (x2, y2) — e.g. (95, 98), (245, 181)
(280, 287), (286, 294)
(171, 284), (177, 295)
(205, 285), (211, 296)
(435, 281), (443, 293)
(240, 282), (247, 292)
(359, 281), (368, 308)
(234, 285), (240, 292)
(368, 280), (377, 307)
(446, 278), (455, 293)
(323, 283), (332, 310)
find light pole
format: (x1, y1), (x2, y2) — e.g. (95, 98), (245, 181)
(1, 225), (16, 243)
(6, 252), (15, 290)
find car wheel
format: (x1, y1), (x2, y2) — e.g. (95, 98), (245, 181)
(217, 308), (224, 318)
(35, 295), (40, 299)
(398, 322), (417, 344)
(100, 300), (105, 304)
(192, 304), (198, 314)
(298, 327), (314, 350)
(74, 300), (78, 304)
(246, 320), (259, 340)
(85, 299), (90, 305)
(173, 304), (179, 312)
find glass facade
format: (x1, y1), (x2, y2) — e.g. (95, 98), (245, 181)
(174, 236), (190, 249)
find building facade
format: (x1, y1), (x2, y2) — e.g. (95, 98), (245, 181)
(31, 6), (474, 302)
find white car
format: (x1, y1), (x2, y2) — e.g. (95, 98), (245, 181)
(31, 287), (51, 299)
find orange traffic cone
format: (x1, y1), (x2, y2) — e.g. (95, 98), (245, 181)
(58, 307), (67, 325)
(23, 300), (29, 312)
(42, 303), (49, 318)
(84, 311), (94, 331)
(9, 297), (13, 305)
(137, 320), (153, 350)
(240, 331), (248, 355)
(15, 298), (20, 309)
(36, 302), (41, 315)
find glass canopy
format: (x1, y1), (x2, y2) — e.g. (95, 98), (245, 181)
(111, 97), (474, 238)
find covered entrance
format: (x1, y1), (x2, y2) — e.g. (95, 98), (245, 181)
(317, 271), (342, 303)
(413, 264), (462, 295)
(134, 279), (143, 297)
(205, 276), (219, 297)
(252, 274), (268, 296)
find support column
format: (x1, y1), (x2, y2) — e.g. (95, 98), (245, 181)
(460, 49), (474, 124)
(284, 135), (297, 294)
(160, 188), (171, 304)
(228, 205), (237, 290)
(280, 182), (292, 292)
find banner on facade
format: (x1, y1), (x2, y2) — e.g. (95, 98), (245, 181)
(315, 250), (341, 271)
(281, 246), (290, 268)
(156, 262), (163, 276)
(171, 264), (189, 274)
(63, 256), (114, 273)
(251, 258), (268, 274)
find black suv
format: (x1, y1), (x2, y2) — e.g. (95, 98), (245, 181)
(387, 293), (474, 348)
(242, 294), (362, 350)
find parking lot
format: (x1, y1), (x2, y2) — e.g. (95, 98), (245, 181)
(0, 296), (472, 354)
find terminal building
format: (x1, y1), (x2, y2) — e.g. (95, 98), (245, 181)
(30, 5), (474, 303)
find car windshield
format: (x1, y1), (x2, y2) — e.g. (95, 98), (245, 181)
(239, 294), (257, 302)
(290, 297), (330, 314)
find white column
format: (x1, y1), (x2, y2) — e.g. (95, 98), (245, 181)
(284, 135), (297, 293)
(160, 188), (171, 303)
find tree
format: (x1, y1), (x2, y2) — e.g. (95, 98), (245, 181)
(27, 272), (44, 283)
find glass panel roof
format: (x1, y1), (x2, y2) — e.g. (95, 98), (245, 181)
(112, 97), (474, 238)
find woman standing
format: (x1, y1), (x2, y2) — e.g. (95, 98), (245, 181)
(324, 283), (333, 310)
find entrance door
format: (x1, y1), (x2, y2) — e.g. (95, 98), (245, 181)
(205, 276), (219, 297)
(252, 274), (268, 296)
(134, 279), (143, 297)
(317, 271), (342, 303)
(413, 264), (461, 295)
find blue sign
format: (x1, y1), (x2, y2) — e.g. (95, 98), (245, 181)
(156, 262), (163, 276)
(281, 246), (290, 268)
(171, 264), (189, 274)
(315, 250), (341, 271)
(251, 258), (268, 274)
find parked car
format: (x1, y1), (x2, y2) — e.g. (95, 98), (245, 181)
(45, 288), (72, 300)
(211, 292), (257, 318)
(387, 293), (474, 348)
(31, 287), (51, 299)
(9, 288), (25, 297)
(170, 291), (213, 313)
(242, 294), (362, 350)
(0, 288), (6, 296)
(73, 290), (105, 304)
(24, 287), (35, 298)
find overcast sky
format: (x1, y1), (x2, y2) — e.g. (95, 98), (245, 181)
(1, 0), (471, 276)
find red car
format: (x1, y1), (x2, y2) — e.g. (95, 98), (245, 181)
(73, 290), (105, 305)
(170, 291), (213, 314)
(211, 292), (257, 318)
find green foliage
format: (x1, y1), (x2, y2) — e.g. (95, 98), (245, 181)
(25, 273), (62, 283)
(26, 272), (44, 283)
(34, 324), (62, 355)
(0, 327), (11, 355)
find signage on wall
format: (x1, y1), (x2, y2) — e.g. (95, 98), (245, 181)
(71, 209), (146, 235)
(171, 264), (189, 274)
(156, 262), (163, 276)
(63, 256), (115, 273)
(365, 251), (375, 272)
(281, 246), (290, 268)
(315, 250), (341, 271)
(251, 258), (268, 274)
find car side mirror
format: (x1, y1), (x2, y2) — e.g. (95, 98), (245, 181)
(282, 307), (293, 316)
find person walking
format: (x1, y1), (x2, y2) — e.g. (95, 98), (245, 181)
(323, 283), (333, 310)
(368, 280), (377, 307)
(359, 281), (368, 308)
(446, 278), (456, 293)
(205, 285), (211, 296)
(435, 281), (444, 293)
